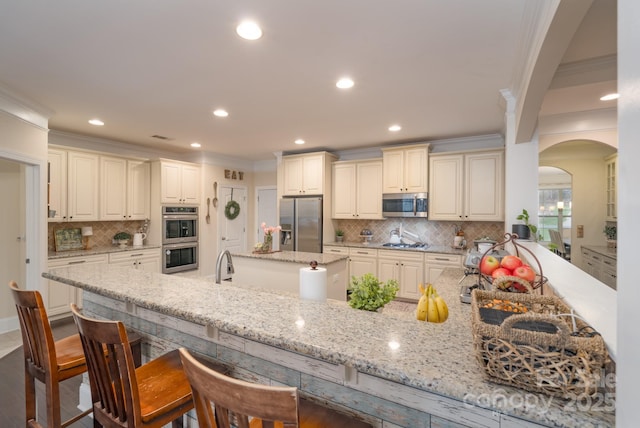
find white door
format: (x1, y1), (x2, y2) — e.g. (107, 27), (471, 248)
(218, 186), (247, 254)
(256, 187), (278, 246)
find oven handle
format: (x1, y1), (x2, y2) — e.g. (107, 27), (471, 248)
(163, 242), (199, 251)
(163, 214), (198, 221)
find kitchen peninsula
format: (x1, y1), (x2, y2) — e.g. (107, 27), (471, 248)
(43, 264), (613, 427)
(230, 250), (349, 300)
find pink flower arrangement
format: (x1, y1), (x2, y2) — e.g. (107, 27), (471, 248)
(261, 222), (282, 236)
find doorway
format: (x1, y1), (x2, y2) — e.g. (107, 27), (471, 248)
(255, 187), (277, 248)
(217, 185), (247, 255)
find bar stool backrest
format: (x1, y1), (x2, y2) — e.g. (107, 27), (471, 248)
(179, 348), (300, 428)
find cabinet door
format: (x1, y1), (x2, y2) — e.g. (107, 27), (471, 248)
(67, 151), (99, 221)
(137, 256), (161, 273)
(283, 157), (303, 195)
(161, 162), (182, 203)
(47, 149), (67, 221)
(47, 255), (107, 316)
(349, 257), (377, 279)
(127, 161), (150, 219)
(181, 164), (201, 204)
(377, 258), (399, 285)
(403, 147), (428, 193)
(100, 156), (127, 220)
(399, 260), (423, 299)
(465, 151), (503, 221)
(356, 161), (383, 219)
(302, 155), (323, 194)
(428, 155), (463, 221)
(382, 150), (404, 193)
(332, 163), (356, 218)
(605, 155), (617, 221)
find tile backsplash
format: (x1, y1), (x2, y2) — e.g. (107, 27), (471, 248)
(48, 220), (147, 252)
(334, 218), (505, 247)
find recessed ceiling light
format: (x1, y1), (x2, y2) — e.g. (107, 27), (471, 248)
(190, 142), (201, 148)
(213, 109), (229, 117)
(388, 125), (402, 132)
(600, 93), (619, 101)
(88, 119), (104, 126)
(294, 139), (305, 145)
(336, 78), (354, 89)
(236, 20), (262, 40)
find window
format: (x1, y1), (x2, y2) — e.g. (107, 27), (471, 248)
(538, 188), (572, 242)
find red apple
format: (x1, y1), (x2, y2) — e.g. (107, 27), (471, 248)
(480, 255), (500, 275)
(513, 265), (536, 283)
(492, 267), (513, 289)
(500, 255), (523, 271)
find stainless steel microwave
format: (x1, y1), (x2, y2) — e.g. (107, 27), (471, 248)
(382, 193), (428, 218)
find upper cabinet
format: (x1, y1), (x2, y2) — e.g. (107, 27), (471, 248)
(429, 149), (504, 221)
(332, 159), (384, 219)
(381, 144), (429, 193)
(605, 153), (617, 221)
(100, 156), (150, 220)
(48, 149), (99, 222)
(282, 152), (336, 196)
(158, 160), (201, 204)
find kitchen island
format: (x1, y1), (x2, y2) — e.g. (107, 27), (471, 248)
(43, 264), (614, 428)
(230, 250), (349, 301)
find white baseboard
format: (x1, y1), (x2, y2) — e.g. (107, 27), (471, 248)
(0, 316), (19, 334)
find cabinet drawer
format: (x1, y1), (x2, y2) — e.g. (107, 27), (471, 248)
(49, 254), (108, 267)
(425, 253), (462, 266)
(109, 249), (159, 263)
(324, 246), (349, 255)
(378, 249), (423, 261)
(349, 248), (377, 257)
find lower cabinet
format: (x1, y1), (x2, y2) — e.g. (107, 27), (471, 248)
(424, 253), (463, 285)
(378, 250), (424, 300)
(109, 248), (161, 272)
(348, 248), (378, 280)
(581, 248), (617, 289)
(47, 254), (109, 317)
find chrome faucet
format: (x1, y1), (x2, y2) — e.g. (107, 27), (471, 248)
(215, 249), (235, 284)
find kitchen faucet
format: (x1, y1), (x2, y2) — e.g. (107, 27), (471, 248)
(215, 249), (235, 284)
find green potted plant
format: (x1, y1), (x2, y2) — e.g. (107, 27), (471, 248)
(335, 229), (345, 243)
(603, 225), (617, 248)
(513, 209), (538, 240)
(113, 231), (132, 248)
(347, 273), (399, 312)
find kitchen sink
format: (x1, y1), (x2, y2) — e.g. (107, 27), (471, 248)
(382, 242), (429, 249)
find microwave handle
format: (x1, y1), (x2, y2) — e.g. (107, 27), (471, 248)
(413, 194), (417, 216)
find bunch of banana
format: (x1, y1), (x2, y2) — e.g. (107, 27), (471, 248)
(416, 283), (449, 323)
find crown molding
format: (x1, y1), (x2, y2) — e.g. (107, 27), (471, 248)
(0, 84), (52, 130)
(550, 54), (617, 89)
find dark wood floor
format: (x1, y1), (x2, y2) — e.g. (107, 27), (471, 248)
(0, 318), (93, 427)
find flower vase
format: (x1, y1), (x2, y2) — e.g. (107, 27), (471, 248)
(262, 234), (273, 253)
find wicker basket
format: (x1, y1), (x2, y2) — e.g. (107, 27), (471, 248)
(471, 287), (608, 397)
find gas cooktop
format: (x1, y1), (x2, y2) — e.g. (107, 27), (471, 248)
(382, 242), (429, 249)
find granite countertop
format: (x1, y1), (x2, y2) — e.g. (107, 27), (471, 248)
(582, 245), (617, 259)
(232, 250), (348, 265)
(48, 244), (161, 260)
(43, 264), (613, 427)
(324, 241), (467, 256)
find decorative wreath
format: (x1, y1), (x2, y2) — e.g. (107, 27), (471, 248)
(225, 200), (240, 220)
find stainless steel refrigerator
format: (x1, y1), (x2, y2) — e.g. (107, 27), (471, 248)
(279, 197), (323, 253)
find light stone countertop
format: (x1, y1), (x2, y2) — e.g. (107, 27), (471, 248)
(43, 264), (614, 427)
(232, 250), (347, 265)
(324, 241), (468, 256)
(48, 244), (162, 260)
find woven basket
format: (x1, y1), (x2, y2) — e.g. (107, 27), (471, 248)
(471, 288), (608, 397)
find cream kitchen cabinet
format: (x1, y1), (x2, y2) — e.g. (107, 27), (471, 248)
(377, 249), (423, 300)
(48, 149), (99, 222)
(581, 247), (617, 290)
(109, 248), (160, 272)
(332, 159), (383, 219)
(605, 154), (617, 221)
(424, 253), (462, 285)
(348, 247), (377, 280)
(47, 254), (108, 317)
(282, 152), (336, 196)
(158, 160), (201, 204)
(429, 150), (504, 221)
(100, 157), (150, 220)
(381, 144), (429, 193)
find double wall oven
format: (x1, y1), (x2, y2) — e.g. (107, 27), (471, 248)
(162, 206), (199, 273)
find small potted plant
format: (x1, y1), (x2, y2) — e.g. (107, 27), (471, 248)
(603, 225), (617, 248)
(113, 231), (131, 248)
(335, 229), (345, 243)
(347, 273), (399, 312)
(513, 209), (538, 241)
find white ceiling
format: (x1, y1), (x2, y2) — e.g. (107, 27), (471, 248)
(0, 1), (616, 162)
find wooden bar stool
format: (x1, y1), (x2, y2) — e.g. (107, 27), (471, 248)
(10, 281), (92, 428)
(70, 303), (194, 428)
(179, 348), (372, 428)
